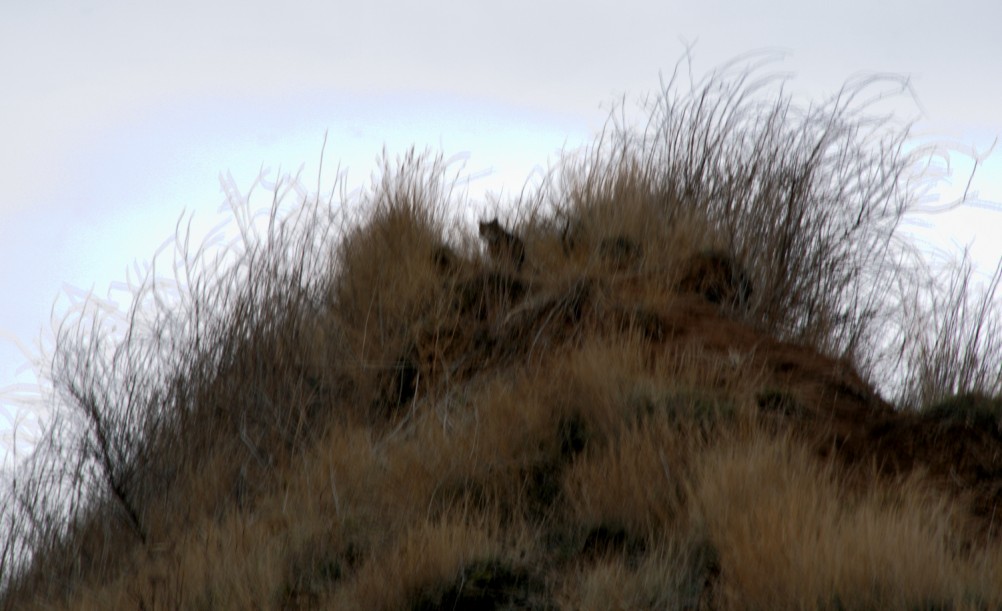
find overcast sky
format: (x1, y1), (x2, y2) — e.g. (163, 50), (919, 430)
(2, 0), (1001, 466)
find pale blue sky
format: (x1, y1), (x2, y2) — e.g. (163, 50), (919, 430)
(2, 0), (1001, 465)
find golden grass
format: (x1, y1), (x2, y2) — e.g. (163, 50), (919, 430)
(3, 57), (1001, 609)
(691, 430), (1002, 609)
(330, 517), (499, 610)
(560, 539), (712, 610)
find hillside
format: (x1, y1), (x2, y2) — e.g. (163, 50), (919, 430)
(2, 63), (1001, 609)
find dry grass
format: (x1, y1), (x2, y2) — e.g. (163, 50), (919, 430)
(2, 54), (1000, 609)
(691, 429), (1000, 609)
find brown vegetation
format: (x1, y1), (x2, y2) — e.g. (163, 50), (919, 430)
(2, 56), (1001, 609)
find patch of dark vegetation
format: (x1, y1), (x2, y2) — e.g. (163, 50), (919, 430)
(773, 359), (797, 374)
(376, 352), (421, 417)
(521, 462), (565, 523)
(409, 559), (549, 611)
(279, 540), (362, 610)
(432, 244), (460, 273)
(579, 523), (647, 562)
(685, 537), (723, 610)
(922, 392), (1002, 435)
(598, 235), (642, 269)
(457, 271), (527, 322)
(677, 249), (753, 309)
(616, 306), (672, 342)
(756, 388), (806, 418)
(541, 522), (657, 570)
(557, 413), (589, 459)
(633, 389), (736, 426)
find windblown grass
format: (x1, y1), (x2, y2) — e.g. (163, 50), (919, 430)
(1, 54), (999, 609)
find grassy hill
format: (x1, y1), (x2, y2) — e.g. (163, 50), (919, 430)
(2, 61), (1001, 609)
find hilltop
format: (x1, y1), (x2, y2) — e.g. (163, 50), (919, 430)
(2, 61), (1001, 609)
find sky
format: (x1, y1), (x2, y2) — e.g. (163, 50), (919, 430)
(2, 0), (1001, 468)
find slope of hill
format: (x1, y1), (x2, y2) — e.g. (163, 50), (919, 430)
(2, 61), (1001, 609)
